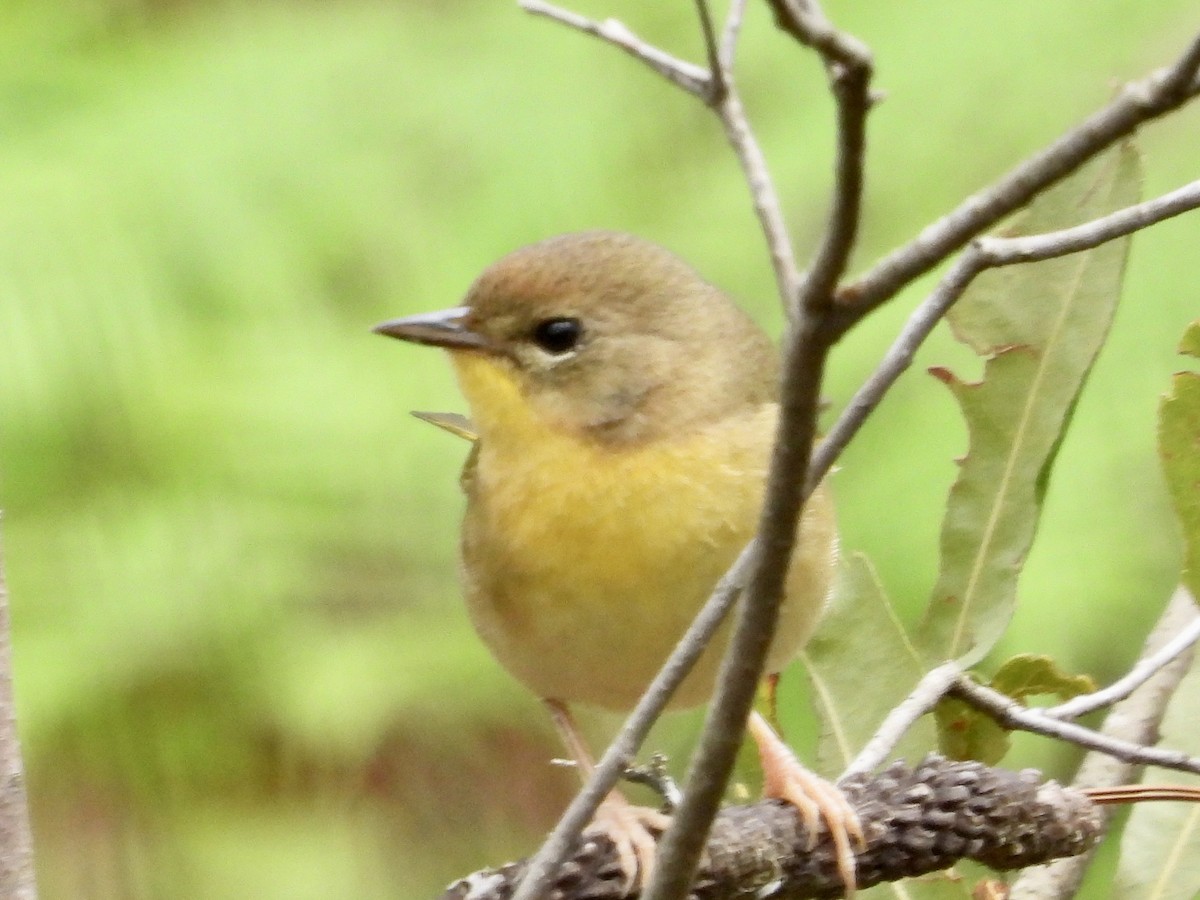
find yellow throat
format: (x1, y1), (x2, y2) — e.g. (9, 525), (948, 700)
(449, 351), (835, 711)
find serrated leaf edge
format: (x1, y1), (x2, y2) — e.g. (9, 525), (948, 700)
(945, 250), (1096, 660)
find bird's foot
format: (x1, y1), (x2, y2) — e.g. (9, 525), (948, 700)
(585, 792), (671, 895)
(748, 711), (865, 898)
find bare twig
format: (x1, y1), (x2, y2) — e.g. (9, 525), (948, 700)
(795, 54), (871, 319)
(766, 0), (874, 76)
(642, 343), (830, 900)
(977, 177), (1200, 266)
(1009, 587), (1199, 899)
(716, 0), (742, 72)
(621, 753), (682, 812)
(1046, 589), (1200, 720)
(837, 591), (1200, 776)
(810, 243), (984, 489)
(835, 594), (1198, 780)
(701, 0), (802, 309)
(843, 661), (962, 778)
(808, 179), (1200, 490)
(949, 676), (1200, 779)
(0, 522), (37, 900)
(519, 0), (711, 97)
(714, 90), (802, 307)
(767, 0), (874, 320)
(835, 31), (1200, 326)
(692, 0), (726, 103)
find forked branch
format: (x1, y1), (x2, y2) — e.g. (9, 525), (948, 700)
(808, 176), (1200, 491)
(833, 32), (1200, 325)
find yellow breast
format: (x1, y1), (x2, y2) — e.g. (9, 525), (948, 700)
(450, 353), (836, 710)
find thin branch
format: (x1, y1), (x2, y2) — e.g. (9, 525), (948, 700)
(643, 5), (874, 892)
(1046, 588), (1200, 720)
(835, 31), (1200, 324)
(796, 53), (871, 318)
(809, 246), (985, 491)
(949, 677), (1200, 779)
(977, 177), (1200, 266)
(700, 0), (802, 309)
(1009, 587), (1199, 900)
(767, 0), (875, 319)
(843, 661), (962, 778)
(712, 91), (803, 306)
(509, 545), (757, 900)
(642, 336), (830, 900)
(519, 0), (711, 97)
(838, 595), (1200, 778)
(692, 0), (726, 103)
(766, 0), (874, 75)
(717, 0), (744, 72)
(808, 178), (1200, 491)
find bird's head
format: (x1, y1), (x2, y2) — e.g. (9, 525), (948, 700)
(374, 231), (777, 446)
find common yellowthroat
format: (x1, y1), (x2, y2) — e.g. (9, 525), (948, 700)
(375, 231), (859, 893)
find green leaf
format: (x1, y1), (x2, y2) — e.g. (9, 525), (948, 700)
(1115, 655), (1200, 899)
(934, 694), (1011, 765)
(918, 144), (1143, 665)
(1179, 321), (1200, 358)
(933, 656), (1094, 765)
(1159, 320), (1200, 599)
(804, 553), (928, 776)
(988, 653), (1096, 704)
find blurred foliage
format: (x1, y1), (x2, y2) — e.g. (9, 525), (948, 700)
(0, 0), (1198, 897)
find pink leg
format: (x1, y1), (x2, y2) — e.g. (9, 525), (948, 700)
(748, 710), (864, 897)
(544, 699), (670, 894)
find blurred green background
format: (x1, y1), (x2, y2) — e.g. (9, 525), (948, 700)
(0, 0), (1197, 897)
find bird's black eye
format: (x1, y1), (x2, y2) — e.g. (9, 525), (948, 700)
(531, 317), (583, 355)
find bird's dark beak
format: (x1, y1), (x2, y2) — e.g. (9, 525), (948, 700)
(372, 306), (488, 351)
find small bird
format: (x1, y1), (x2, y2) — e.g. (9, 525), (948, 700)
(375, 231), (861, 894)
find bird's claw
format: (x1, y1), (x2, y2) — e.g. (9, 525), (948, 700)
(586, 794), (671, 895)
(748, 711), (865, 897)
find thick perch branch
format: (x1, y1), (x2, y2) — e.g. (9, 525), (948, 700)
(442, 756), (1102, 900)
